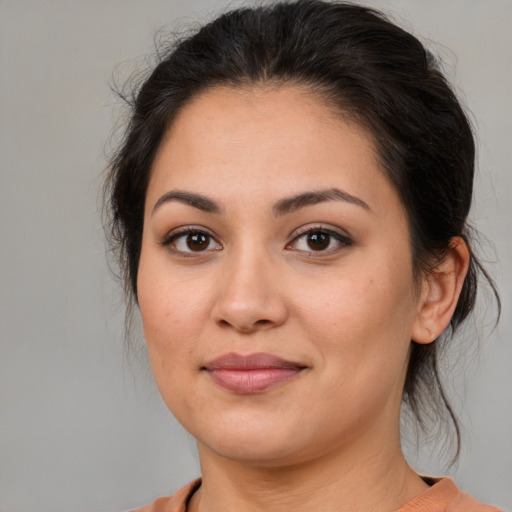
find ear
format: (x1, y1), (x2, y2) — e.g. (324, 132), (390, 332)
(411, 237), (470, 344)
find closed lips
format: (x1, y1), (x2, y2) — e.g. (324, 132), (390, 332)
(203, 353), (307, 393)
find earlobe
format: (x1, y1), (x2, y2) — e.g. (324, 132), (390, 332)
(411, 237), (470, 344)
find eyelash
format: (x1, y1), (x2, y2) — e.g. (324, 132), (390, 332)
(160, 226), (221, 255)
(287, 225), (352, 254)
(160, 225), (352, 256)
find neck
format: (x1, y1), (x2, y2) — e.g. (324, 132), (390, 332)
(189, 430), (428, 512)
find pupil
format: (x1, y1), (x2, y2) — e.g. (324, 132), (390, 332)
(307, 232), (329, 250)
(187, 233), (209, 251)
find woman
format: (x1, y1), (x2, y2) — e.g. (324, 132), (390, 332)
(105, 1), (502, 510)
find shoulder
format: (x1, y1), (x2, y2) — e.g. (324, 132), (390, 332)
(129, 479), (201, 512)
(129, 477), (504, 512)
(398, 477), (504, 512)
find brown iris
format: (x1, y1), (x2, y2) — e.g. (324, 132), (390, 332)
(307, 232), (330, 250)
(186, 233), (209, 251)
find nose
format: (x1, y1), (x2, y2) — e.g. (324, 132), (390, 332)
(211, 250), (289, 333)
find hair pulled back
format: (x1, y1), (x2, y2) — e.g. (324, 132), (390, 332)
(105, 0), (499, 460)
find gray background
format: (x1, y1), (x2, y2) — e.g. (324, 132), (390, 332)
(0, 1), (510, 511)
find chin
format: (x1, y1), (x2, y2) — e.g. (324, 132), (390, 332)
(202, 436), (305, 467)
(190, 410), (310, 466)
(203, 422), (342, 470)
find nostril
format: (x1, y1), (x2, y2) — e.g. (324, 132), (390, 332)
(216, 317), (273, 332)
(255, 319), (272, 326)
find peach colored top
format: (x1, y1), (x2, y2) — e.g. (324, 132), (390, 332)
(131, 477), (503, 512)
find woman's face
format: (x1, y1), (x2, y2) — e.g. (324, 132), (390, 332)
(138, 85), (424, 466)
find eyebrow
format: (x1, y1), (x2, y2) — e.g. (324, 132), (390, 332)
(151, 187), (369, 217)
(152, 190), (223, 216)
(272, 188), (370, 216)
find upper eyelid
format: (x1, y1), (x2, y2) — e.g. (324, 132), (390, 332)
(285, 226), (352, 255)
(160, 225), (219, 245)
(159, 223), (351, 247)
(290, 224), (351, 241)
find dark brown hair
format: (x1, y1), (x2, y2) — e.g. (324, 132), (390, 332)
(104, 0), (499, 461)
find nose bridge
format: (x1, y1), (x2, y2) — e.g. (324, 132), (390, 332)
(212, 240), (287, 332)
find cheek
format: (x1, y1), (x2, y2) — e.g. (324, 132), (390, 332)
(295, 260), (417, 369)
(136, 253), (210, 389)
(137, 267), (205, 418)
(300, 272), (416, 417)
(302, 270), (413, 329)
(138, 246), (210, 335)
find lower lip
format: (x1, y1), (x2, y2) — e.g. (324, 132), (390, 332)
(206, 368), (303, 393)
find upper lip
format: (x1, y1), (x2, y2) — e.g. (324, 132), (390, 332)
(203, 352), (307, 371)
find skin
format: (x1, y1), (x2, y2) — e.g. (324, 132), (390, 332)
(137, 85), (469, 512)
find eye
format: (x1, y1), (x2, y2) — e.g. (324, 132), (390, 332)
(162, 228), (222, 254)
(288, 227), (351, 253)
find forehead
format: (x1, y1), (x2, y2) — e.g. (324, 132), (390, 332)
(162, 84), (369, 157)
(147, 84), (394, 214)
